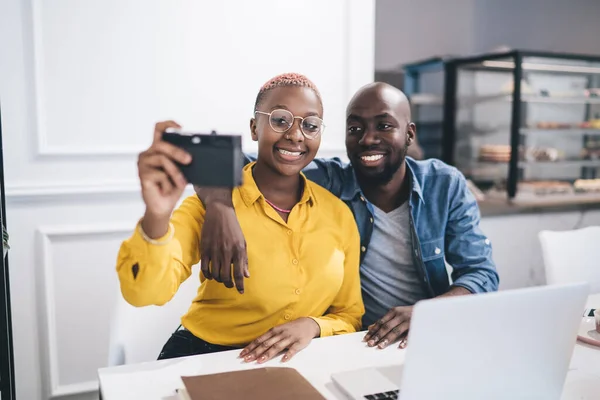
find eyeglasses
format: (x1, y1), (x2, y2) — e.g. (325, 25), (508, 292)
(254, 109), (325, 139)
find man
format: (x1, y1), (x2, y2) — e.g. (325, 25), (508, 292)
(197, 82), (498, 349)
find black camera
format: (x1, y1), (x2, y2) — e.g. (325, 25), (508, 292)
(162, 130), (244, 188)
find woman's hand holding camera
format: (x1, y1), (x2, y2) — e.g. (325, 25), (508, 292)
(138, 121), (191, 238)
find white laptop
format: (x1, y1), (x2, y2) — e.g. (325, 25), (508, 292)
(332, 282), (589, 400)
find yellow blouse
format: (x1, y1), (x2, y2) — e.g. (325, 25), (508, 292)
(116, 162), (364, 347)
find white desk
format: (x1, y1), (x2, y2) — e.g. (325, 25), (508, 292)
(98, 295), (600, 400)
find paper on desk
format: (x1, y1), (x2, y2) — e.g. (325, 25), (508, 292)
(100, 358), (206, 400)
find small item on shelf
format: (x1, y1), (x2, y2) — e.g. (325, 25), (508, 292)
(573, 179), (600, 193)
(535, 88), (600, 99)
(535, 121), (573, 129)
(581, 134), (600, 159)
(518, 181), (572, 196)
(589, 114), (600, 130)
(479, 144), (512, 162)
(525, 147), (562, 162)
(501, 79), (535, 95)
(479, 145), (562, 163)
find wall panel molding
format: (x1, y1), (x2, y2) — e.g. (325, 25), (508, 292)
(28, 0), (368, 158)
(36, 224), (134, 398)
(5, 182), (140, 202)
(5, 149), (347, 202)
(29, 0), (149, 157)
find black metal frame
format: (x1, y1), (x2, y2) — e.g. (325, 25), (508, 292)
(507, 53), (523, 198)
(403, 57), (449, 159)
(441, 62), (457, 164)
(442, 49), (600, 199)
(0, 103), (15, 400)
(403, 56), (449, 96)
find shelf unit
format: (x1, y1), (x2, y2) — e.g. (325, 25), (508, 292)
(403, 57), (449, 159)
(441, 50), (600, 200)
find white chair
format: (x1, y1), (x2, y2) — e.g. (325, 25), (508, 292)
(539, 226), (600, 295)
(107, 266), (201, 366)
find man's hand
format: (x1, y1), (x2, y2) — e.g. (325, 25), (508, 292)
(197, 196), (249, 293)
(239, 318), (321, 364)
(363, 306), (413, 349)
(364, 287), (471, 350)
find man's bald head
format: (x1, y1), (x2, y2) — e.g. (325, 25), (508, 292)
(345, 82), (418, 185)
(347, 82), (411, 122)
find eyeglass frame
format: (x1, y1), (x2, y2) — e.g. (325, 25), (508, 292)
(254, 109), (325, 140)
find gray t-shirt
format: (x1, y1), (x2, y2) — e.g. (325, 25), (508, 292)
(360, 201), (430, 327)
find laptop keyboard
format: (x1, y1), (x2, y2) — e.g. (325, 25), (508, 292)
(364, 390), (399, 399)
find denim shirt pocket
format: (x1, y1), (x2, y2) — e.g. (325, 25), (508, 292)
(419, 237), (450, 295)
(420, 238), (445, 262)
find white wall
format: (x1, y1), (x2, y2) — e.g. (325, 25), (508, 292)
(375, 0), (476, 69)
(472, 0), (600, 55)
(481, 210), (600, 290)
(376, 0), (600, 70)
(0, 1), (375, 399)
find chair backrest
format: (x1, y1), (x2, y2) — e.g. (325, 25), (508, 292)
(539, 226), (600, 294)
(107, 266), (201, 366)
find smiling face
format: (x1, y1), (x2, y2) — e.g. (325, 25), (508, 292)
(345, 83), (415, 185)
(250, 86), (323, 177)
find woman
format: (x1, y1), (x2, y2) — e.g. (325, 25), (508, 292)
(116, 73), (363, 363)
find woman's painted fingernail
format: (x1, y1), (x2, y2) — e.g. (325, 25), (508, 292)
(378, 340), (388, 349)
(258, 356), (266, 363)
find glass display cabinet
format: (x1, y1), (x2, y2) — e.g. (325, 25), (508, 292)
(442, 50), (600, 204)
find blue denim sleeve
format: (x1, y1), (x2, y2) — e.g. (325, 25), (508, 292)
(300, 157), (347, 197)
(444, 171), (499, 293)
(243, 153), (347, 198)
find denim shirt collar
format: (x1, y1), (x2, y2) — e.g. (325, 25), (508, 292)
(340, 157), (425, 204)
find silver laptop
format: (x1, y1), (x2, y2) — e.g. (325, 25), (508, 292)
(332, 282), (589, 400)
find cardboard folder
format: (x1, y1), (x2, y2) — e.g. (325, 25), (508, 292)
(181, 367), (325, 400)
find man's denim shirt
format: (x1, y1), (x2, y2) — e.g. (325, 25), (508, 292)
(245, 155), (499, 297)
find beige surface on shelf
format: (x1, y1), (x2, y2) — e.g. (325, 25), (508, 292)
(478, 193), (600, 216)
